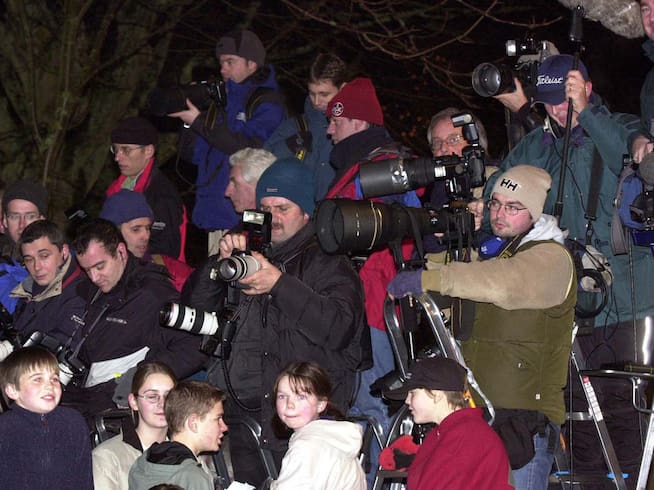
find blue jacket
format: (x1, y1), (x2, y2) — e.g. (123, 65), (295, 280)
(486, 102), (654, 326)
(0, 404), (93, 489)
(188, 66), (285, 231)
(264, 96), (335, 200)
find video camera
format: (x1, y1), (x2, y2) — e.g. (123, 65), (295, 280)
(22, 331), (87, 387)
(147, 78), (227, 117)
(472, 35), (556, 98)
(359, 113), (485, 200)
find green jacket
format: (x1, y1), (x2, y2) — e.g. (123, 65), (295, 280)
(462, 240), (576, 425)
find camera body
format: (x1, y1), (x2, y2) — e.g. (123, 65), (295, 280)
(472, 36), (556, 98)
(359, 112), (485, 200)
(22, 331), (87, 387)
(147, 78), (228, 117)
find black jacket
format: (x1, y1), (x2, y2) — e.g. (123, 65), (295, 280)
(183, 223), (368, 451)
(62, 255), (206, 417)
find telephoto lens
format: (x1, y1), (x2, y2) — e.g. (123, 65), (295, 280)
(160, 303), (220, 336)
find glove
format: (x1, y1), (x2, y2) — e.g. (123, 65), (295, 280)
(387, 270), (422, 298)
(379, 435), (419, 470)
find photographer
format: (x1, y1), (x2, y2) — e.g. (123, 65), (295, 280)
(62, 219), (206, 420)
(10, 220), (87, 352)
(182, 158), (367, 487)
(389, 166), (576, 490)
(486, 54), (653, 478)
(170, 30), (286, 255)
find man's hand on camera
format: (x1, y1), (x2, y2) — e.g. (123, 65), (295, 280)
(493, 78), (529, 113)
(218, 234), (248, 259)
(387, 270), (423, 299)
(168, 97), (200, 125)
(632, 135), (654, 164)
(239, 252), (282, 296)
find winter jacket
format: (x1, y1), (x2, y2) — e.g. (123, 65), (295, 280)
(92, 422), (143, 490)
(407, 408), (513, 490)
(107, 158), (187, 261)
(185, 66), (286, 231)
(183, 222), (367, 453)
(62, 254), (206, 417)
(12, 254), (87, 346)
(422, 215), (576, 424)
(0, 404), (93, 490)
(128, 441), (212, 490)
(486, 102), (654, 326)
(271, 419), (366, 490)
(150, 253), (194, 292)
(265, 96), (335, 200)
(327, 127), (421, 331)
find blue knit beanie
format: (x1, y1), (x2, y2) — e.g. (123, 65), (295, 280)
(99, 189), (154, 225)
(256, 158), (315, 217)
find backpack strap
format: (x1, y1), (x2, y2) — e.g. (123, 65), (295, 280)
(245, 86), (286, 120)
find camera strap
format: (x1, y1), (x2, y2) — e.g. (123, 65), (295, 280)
(584, 147), (603, 244)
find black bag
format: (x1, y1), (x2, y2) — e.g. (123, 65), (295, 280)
(492, 409), (548, 470)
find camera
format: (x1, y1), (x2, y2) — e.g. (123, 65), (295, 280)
(209, 210), (272, 283)
(213, 252), (262, 282)
(147, 78), (227, 117)
(472, 36), (556, 98)
(358, 113), (485, 200)
(22, 331), (87, 387)
(315, 199), (474, 255)
(160, 303), (238, 359)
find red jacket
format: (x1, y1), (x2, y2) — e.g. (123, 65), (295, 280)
(408, 408), (513, 490)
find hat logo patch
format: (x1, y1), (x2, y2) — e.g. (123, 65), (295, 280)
(499, 178), (521, 192)
(536, 75), (564, 87)
(332, 101), (344, 117)
(266, 186), (279, 193)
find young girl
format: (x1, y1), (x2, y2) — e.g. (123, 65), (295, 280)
(271, 361), (366, 489)
(92, 361), (177, 490)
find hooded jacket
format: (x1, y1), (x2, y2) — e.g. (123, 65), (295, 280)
(128, 441), (212, 490)
(271, 419), (366, 490)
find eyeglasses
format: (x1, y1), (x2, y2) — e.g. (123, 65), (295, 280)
(5, 212), (40, 223)
(486, 199), (528, 216)
(431, 134), (463, 149)
(110, 145), (145, 156)
(137, 392), (168, 405)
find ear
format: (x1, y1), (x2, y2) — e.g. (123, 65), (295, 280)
(61, 244), (70, 263)
(117, 242), (127, 261)
(144, 144), (155, 159)
(4, 384), (19, 402)
(186, 413), (200, 433)
(585, 80), (593, 98)
(317, 400), (327, 414)
(127, 393), (139, 411)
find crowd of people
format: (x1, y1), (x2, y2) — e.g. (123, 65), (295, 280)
(1, 4), (654, 487)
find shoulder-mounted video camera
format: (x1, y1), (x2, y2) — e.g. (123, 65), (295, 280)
(472, 35), (557, 98)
